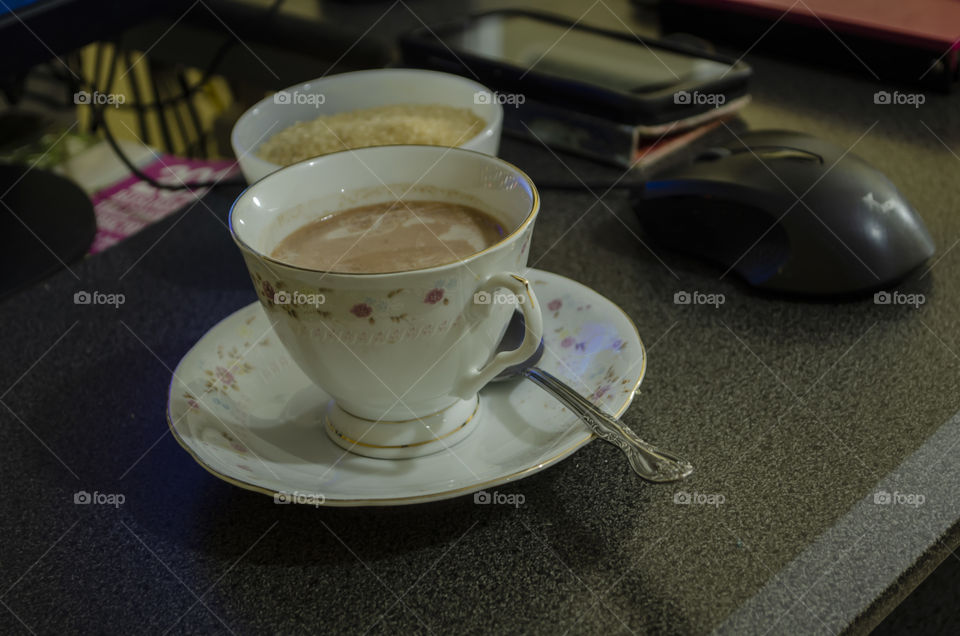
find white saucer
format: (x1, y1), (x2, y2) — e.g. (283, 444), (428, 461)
(167, 269), (646, 506)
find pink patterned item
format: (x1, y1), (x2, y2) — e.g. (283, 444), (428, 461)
(89, 156), (239, 253)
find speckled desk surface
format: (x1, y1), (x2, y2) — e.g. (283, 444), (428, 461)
(3, 49), (960, 636)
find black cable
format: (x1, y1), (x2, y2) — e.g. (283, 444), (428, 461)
(164, 74), (192, 155)
(176, 68), (207, 157)
(90, 0), (286, 190)
(65, 53), (85, 104)
(124, 50), (148, 142)
(148, 66), (175, 153)
(96, 96), (246, 191)
(89, 43), (105, 133)
(91, 0), (287, 113)
(96, 39), (244, 190)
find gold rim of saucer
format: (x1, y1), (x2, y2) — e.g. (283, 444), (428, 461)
(165, 272), (646, 506)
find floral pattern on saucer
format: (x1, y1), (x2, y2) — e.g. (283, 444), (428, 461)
(538, 288), (639, 409)
(167, 269), (645, 506)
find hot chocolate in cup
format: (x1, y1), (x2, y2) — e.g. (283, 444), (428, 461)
(229, 145), (542, 459)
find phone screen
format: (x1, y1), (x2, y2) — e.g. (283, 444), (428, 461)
(444, 14), (732, 93)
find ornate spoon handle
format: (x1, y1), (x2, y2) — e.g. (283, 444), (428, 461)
(523, 366), (693, 483)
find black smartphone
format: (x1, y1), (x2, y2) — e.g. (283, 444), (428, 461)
(400, 10), (752, 131)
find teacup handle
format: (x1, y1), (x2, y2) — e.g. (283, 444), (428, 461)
(455, 272), (543, 399)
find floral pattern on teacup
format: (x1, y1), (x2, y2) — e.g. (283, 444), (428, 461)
(251, 271), (333, 320)
(350, 303), (373, 321)
(249, 266), (470, 331)
(423, 288), (446, 304)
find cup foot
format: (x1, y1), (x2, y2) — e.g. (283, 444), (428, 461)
(324, 396), (480, 459)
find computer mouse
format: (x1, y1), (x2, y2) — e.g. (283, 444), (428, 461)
(633, 129), (935, 295)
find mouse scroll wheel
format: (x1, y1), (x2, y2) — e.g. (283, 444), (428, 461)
(754, 148), (822, 162)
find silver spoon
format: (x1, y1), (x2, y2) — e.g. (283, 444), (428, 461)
(493, 312), (693, 483)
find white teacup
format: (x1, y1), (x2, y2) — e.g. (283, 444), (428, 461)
(229, 145), (542, 459)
